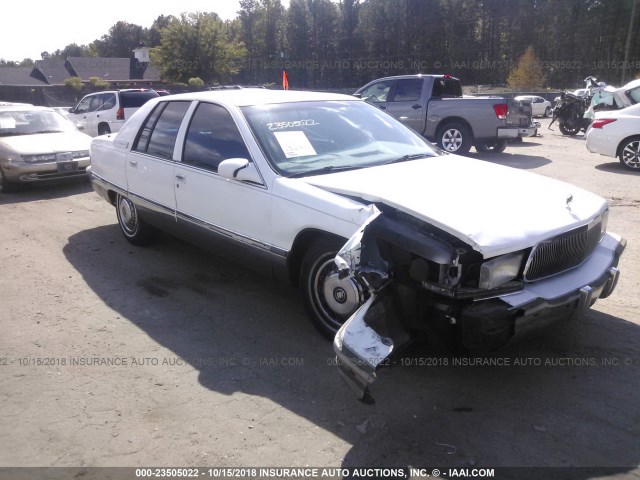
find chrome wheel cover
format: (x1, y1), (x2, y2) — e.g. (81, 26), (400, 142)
(622, 140), (640, 169)
(442, 128), (463, 151)
(118, 196), (138, 236)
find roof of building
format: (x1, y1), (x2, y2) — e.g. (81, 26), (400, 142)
(0, 67), (48, 86)
(0, 57), (161, 87)
(67, 57), (160, 82)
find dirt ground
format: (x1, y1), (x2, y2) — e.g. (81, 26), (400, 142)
(1, 118), (639, 478)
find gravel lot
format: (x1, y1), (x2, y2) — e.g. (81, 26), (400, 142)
(1, 118), (639, 478)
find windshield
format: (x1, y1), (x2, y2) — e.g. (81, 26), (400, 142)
(0, 109), (77, 137)
(241, 100), (438, 177)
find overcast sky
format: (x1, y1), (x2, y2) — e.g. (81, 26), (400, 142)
(1, 1), (243, 61)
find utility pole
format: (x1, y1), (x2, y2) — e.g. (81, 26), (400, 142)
(622, 0), (638, 84)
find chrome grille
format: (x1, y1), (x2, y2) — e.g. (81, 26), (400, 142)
(524, 219), (602, 282)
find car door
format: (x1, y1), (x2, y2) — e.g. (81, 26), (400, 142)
(95, 92), (116, 134)
(125, 100), (192, 219)
(69, 95), (94, 134)
(86, 94), (105, 135)
(385, 78), (426, 133)
(533, 97), (545, 116)
(173, 102), (272, 263)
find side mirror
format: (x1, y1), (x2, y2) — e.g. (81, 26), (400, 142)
(75, 123), (85, 130)
(352, 93), (362, 99)
(218, 158), (262, 184)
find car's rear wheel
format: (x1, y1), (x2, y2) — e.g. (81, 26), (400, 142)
(115, 194), (156, 245)
(618, 137), (640, 171)
(544, 106), (552, 117)
(0, 167), (18, 193)
(475, 139), (508, 153)
(559, 123), (581, 135)
(98, 124), (111, 136)
(437, 122), (472, 154)
(300, 237), (365, 339)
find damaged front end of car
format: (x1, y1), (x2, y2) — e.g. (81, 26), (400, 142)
(333, 205), (625, 402)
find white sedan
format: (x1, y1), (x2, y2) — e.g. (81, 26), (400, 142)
(586, 103), (640, 171)
(88, 89), (625, 400)
(514, 95), (552, 117)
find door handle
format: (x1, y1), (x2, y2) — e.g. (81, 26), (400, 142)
(412, 104), (422, 109)
(129, 159), (137, 166)
(96, 115), (100, 118)
(176, 174), (185, 181)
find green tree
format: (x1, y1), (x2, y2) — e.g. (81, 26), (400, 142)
(153, 13), (247, 83)
(144, 15), (175, 48)
(507, 46), (546, 90)
(94, 21), (145, 57)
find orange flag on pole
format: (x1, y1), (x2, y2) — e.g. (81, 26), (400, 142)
(283, 70), (289, 90)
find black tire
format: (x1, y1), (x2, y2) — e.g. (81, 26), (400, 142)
(475, 139), (507, 153)
(544, 106), (552, 117)
(0, 167), (19, 193)
(115, 194), (156, 245)
(437, 122), (472, 154)
(618, 137), (640, 171)
(300, 237), (365, 339)
(559, 123), (581, 135)
(98, 124), (111, 136)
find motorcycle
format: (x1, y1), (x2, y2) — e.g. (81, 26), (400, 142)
(549, 76), (620, 136)
(549, 90), (592, 135)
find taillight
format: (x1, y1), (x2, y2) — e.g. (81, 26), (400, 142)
(116, 108), (124, 120)
(493, 103), (508, 120)
(591, 118), (617, 129)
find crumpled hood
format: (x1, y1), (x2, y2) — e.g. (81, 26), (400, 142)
(1, 131), (91, 155)
(301, 155), (607, 258)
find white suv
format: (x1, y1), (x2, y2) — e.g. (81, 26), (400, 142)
(68, 89), (159, 137)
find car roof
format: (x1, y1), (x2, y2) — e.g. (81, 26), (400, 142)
(154, 88), (360, 107)
(621, 79), (640, 90)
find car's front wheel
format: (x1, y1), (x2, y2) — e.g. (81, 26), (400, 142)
(0, 167), (18, 193)
(618, 137), (640, 171)
(115, 194), (156, 245)
(300, 237), (365, 339)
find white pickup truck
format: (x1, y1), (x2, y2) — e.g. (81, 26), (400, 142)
(355, 74), (537, 154)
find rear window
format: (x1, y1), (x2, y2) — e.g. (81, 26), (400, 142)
(627, 86), (640, 105)
(119, 90), (160, 108)
(432, 78), (462, 98)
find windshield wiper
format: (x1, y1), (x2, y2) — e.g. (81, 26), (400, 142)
(381, 152), (434, 165)
(30, 130), (64, 134)
(286, 165), (363, 178)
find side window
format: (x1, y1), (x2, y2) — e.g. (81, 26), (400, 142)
(183, 103), (251, 173)
(101, 93), (117, 111)
(134, 103), (165, 153)
(133, 101), (190, 160)
(359, 80), (393, 104)
(89, 95), (103, 112)
(74, 97), (92, 114)
(391, 79), (423, 102)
